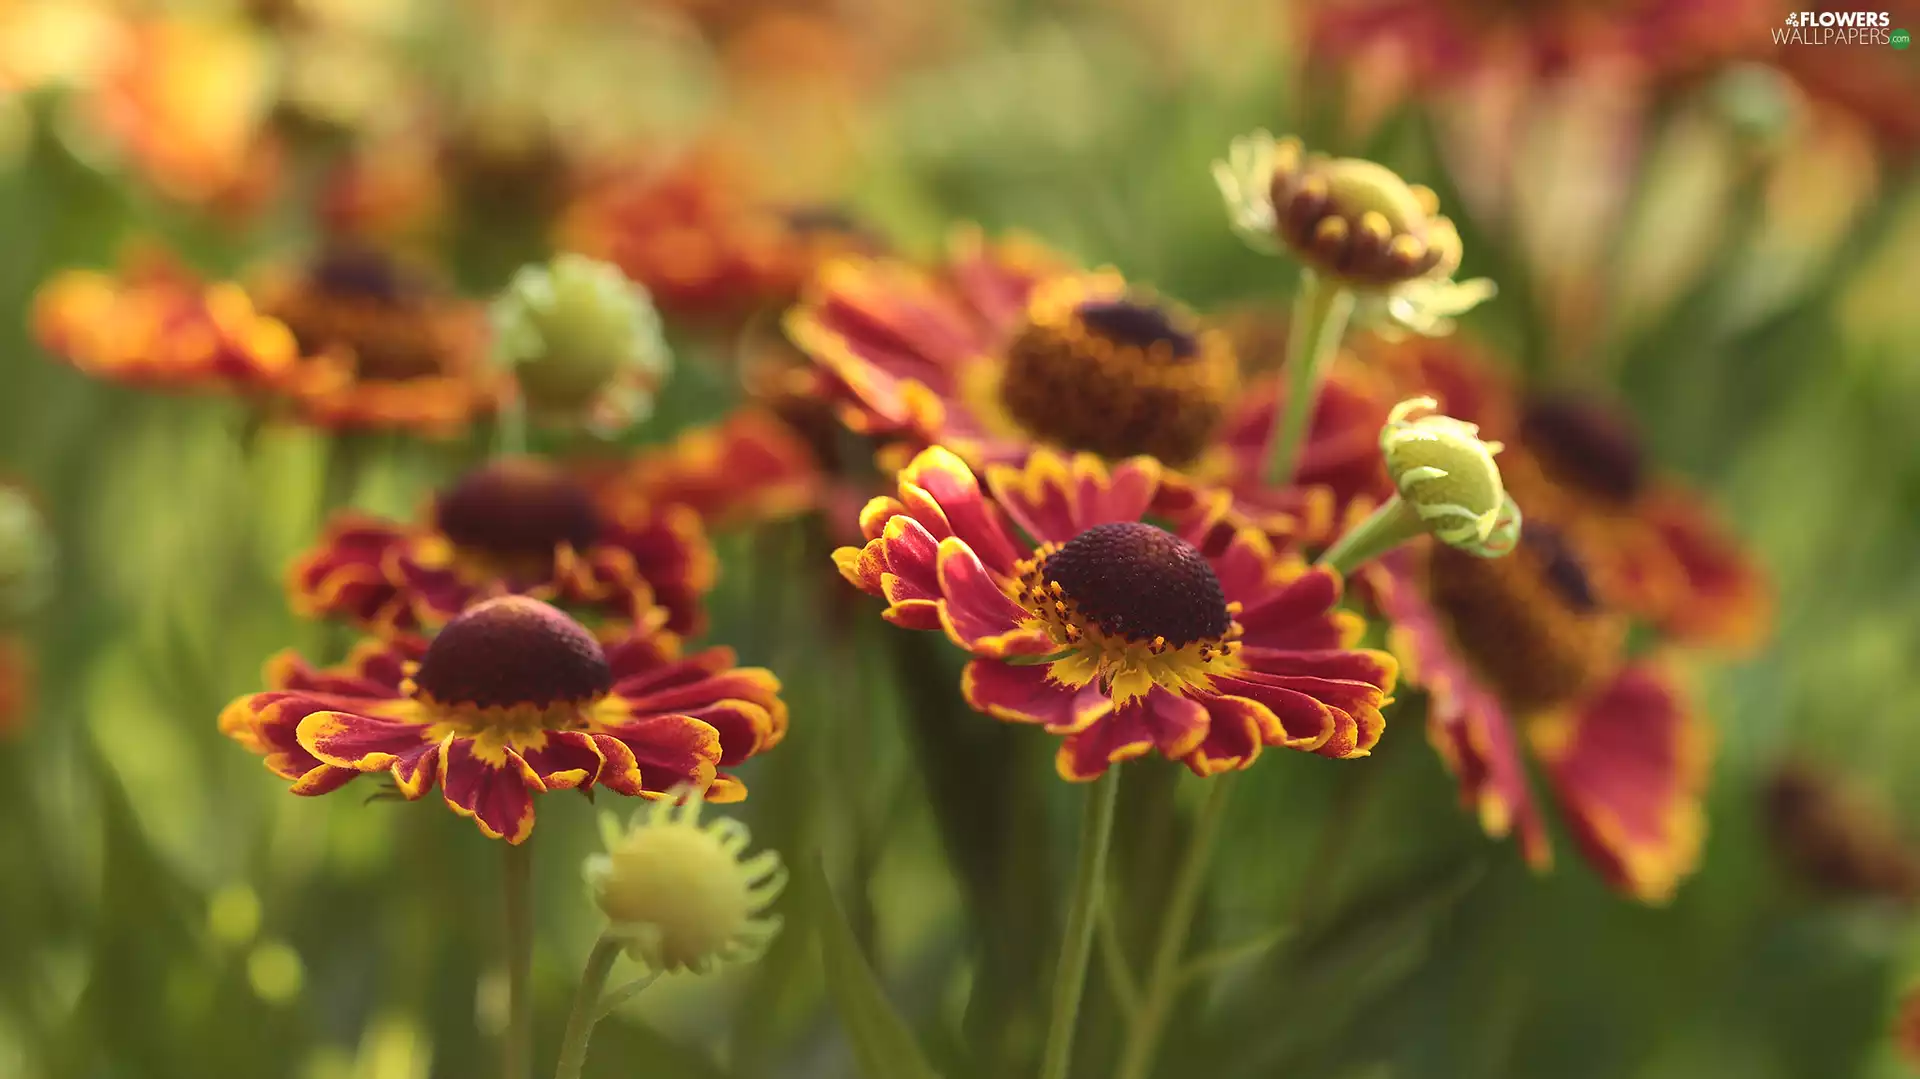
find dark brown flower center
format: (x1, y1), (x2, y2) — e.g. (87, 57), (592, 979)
(1519, 393), (1645, 503)
(264, 250), (454, 382)
(1041, 522), (1231, 647)
(1428, 524), (1620, 713)
(999, 289), (1234, 467)
(412, 595), (613, 711)
(436, 459), (602, 563)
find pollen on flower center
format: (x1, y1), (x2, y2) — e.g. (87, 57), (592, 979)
(1429, 523), (1621, 713)
(435, 458), (602, 562)
(1520, 393), (1645, 502)
(997, 276), (1236, 467)
(1035, 522), (1233, 648)
(411, 595), (613, 717)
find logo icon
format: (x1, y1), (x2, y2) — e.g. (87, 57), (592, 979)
(1894, 26), (1912, 47)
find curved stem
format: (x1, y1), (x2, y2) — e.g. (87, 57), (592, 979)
(553, 936), (623, 1079)
(1113, 775), (1237, 1079)
(502, 839), (535, 1079)
(1317, 495), (1425, 578)
(1263, 272), (1357, 486)
(1037, 767), (1123, 1079)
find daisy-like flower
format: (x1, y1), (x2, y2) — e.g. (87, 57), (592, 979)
(587, 790), (787, 974)
(1369, 337), (1771, 651)
(834, 446), (1397, 780)
(219, 595), (786, 843)
(1369, 525), (1708, 902)
(788, 229), (1241, 471)
(291, 456), (713, 637)
(253, 248), (508, 437)
(559, 150), (877, 324)
(33, 254), (297, 394)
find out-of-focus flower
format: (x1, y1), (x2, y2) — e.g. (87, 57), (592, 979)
(220, 595), (786, 843)
(593, 408), (823, 530)
(292, 456), (714, 637)
(1213, 131), (1492, 337)
(32, 254), (298, 393)
(1305, 0), (1759, 93)
(1370, 530), (1706, 902)
(1764, 761), (1920, 904)
(68, 14), (283, 212)
(492, 254), (671, 434)
(788, 229), (1243, 467)
(1895, 985), (1920, 1069)
(587, 790), (786, 974)
(789, 228), (1396, 548)
(317, 135), (449, 244)
(560, 150), (877, 324)
(0, 482), (57, 623)
(834, 447), (1397, 780)
(0, 633), (33, 738)
(253, 248), (507, 436)
(1370, 337), (1771, 651)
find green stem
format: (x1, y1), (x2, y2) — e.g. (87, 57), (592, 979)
(1038, 767), (1123, 1079)
(553, 936), (622, 1079)
(503, 839), (535, 1079)
(1263, 272), (1357, 486)
(1316, 495), (1425, 578)
(498, 395), (529, 457)
(1113, 775), (1236, 1079)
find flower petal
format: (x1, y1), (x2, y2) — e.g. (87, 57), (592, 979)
(440, 737), (542, 843)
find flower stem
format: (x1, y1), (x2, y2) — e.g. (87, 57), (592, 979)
(553, 936), (622, 1079)
(497, 395), (529, 457)
(1113, 774), (1236, 1079)
(502, 839), (535, 1079)
(1263, 272), (1356, 486)
(1316, 494), (1426, 578)
(1038, 767), (1123, 1079)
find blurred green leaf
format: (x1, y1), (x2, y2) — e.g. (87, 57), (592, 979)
(808, 859), (942, 1079)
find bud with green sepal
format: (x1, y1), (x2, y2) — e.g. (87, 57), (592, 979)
(491, 254), (671, 436)
(1320, 397), (1522, 576)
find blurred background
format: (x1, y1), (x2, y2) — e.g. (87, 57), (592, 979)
(3, 0), (1920, 1077)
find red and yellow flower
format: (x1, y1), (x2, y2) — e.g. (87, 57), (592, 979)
(33, 253), (296, 393)
(834, 446), (1397, 780)
(1369, 531), (1708, 902)
(220, 595), (786, 843)
(291, 456), (714, 637)
(559, 149), (877, 324)
(33, 246), (509, 435)
(788, 228), (1401, 548)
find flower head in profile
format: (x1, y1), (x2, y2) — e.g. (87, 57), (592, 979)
(491, 253), (671, 435)
(291, 456), (714, 637)
(587, 789), (786, 974)
(1212, 131), (1492, 336)
(835, 447), (1397, 780)
(220, 596), (787, 843)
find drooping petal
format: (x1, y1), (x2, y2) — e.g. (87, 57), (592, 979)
(934, 538), (1054, 658)
(1534, 664), (1710, 903)
(961, 659), (1112, 732)
(439, 737), (543, 843)
(589, 707), (724, 795)
(1638, 483), (1772, 653)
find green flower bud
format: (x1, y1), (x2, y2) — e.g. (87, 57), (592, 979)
(492, 254), (670, 432)
(585, 791), (786, 975)
(1380, 396), (1518, 557)
(0, 486), (54, 624)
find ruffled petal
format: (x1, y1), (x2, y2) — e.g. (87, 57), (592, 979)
(439, 737), (542, 844)
(961, 659), (1112, 732)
